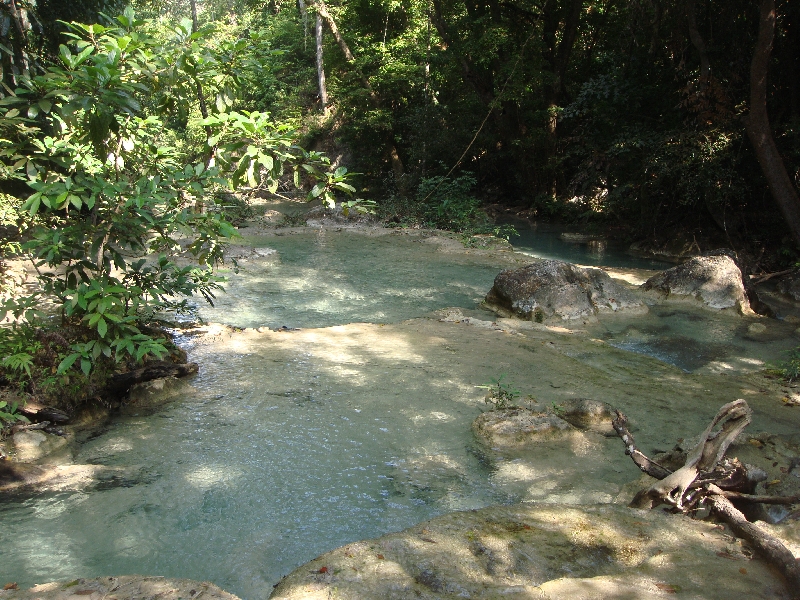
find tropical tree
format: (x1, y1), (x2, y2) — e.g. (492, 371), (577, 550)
(0, 6), (359, 400)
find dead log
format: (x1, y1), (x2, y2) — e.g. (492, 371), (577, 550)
(19, 401), (70, 423)
(706, 494), (800, 592)
(613, 400), (800, 596)
(105, 361), (199, 396)
(750, 268), (794, 284)
(11, 421), (50, 433)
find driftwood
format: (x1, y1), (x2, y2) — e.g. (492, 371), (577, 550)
(613, 400), (800, 595)
(19, 401), (70, 423)
(105, 361), (199, 395)
(11, 421), (50, 432)
(750, 268), (794, 284)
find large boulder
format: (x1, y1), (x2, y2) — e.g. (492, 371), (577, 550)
(641, 254), (750, 312)
(485, 260), (646, 322)
(269, 503), (797, 600)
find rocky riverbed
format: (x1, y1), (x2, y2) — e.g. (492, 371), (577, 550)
(3, 225), (800, 598)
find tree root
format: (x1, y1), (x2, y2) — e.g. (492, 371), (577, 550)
(105, 361), (199, 396)
(613, 401), (800, 596)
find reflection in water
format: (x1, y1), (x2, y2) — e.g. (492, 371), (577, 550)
(0, 331), (521, 598)
(510, 223), (671, 270)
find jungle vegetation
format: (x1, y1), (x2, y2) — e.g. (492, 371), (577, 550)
(0, 0), (798, 413)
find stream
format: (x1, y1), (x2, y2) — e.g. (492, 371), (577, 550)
(2, 224), (799, 599)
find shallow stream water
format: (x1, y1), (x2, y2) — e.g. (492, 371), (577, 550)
(2, 226), (799, 598)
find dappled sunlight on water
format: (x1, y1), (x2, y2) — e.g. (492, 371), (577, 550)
(4, 229), (800, 598)
(198, 230), (514, 329)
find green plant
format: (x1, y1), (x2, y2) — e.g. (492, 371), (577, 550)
(0, 8), (357, 387)
(418, 173), (483, 232)
(0, 325), (42, 389)
(476, 374), (520, 410)
(340, 199), (377, 217)
(768, 347), (800, 382)
(0, 400), (28, 427)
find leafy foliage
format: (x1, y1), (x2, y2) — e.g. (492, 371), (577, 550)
(768, 348), (800, 383)
(0, 400), (28, 428)
(476, 374), (520, 410)
(0, 7), (361, 398)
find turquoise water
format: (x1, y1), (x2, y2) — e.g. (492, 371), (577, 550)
(198, 230), (507, 329)
(510, 222), (672, 270)
(1, 226), (794, 599)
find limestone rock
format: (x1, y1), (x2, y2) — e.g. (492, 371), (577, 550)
(485, 260), (646, 322)
(472, 408), (578, 448)
(552, 398), (617, 436)
(12, 430), (68, 463)
(0, 576), (240, 600)
(641, 254), (751, 312)
(124, 376), (195, 414)
(269, 503), (794, 600)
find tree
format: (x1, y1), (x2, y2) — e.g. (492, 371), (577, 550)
(0, 7), (361, 395)
(744, 0), (800, 246)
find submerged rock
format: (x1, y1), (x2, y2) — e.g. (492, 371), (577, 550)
(269, 503), (795, 599)
(0, 576), (240, 600)
(552, 398), (618, 436)
(472, 407), (579, 448)
(641, 254), (751, 313)
(123, 376), (196, 414)
(485, 260), (646, 322)
(11, 430), (68, 463)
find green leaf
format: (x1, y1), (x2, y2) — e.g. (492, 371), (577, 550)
(57, 353), (80, 374)
(96, 317), (108, 338)
(72, 46), (94, 68)
(259, 155), (274, 171)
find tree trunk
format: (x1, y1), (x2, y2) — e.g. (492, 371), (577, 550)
(190, 0), (210, 213)
(544, 0), (582, 198)
(310, 0), (404, 179)
(297, 0), (309, 50)
(0, 0), (33, 89)
(315, 13), (328, 112)
(745, 0), (800, 247)
(687, 0), (710, 85)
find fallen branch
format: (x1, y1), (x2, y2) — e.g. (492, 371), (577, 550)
(706, 494), (800, 592)
(613, 400), (800, 596)
(612, 410), (672, 480)
(750, 268), (794, 284)
(709, 486), (800, 505)
(19, 402), (70, 423)
(11, 421), (50, 432)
